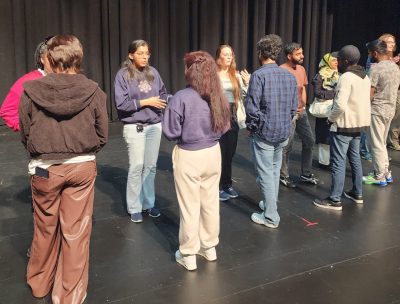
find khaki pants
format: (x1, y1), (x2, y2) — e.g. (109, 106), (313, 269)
(27, 161), (97, 304)
(368, 115), (392, 175)
(173, 144), (221, 255)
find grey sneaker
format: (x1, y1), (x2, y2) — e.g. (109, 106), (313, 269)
(250, 212), (278, 228)
(130, 212), (143, 223)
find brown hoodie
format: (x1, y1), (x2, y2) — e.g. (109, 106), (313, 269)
(19, 73), (108, 160)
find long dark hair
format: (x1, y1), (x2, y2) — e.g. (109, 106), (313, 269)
(215, 45), (240, 105)
(122, 39), (154, 82)
(184, 51), (231, 132)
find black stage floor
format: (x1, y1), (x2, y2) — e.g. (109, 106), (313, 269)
(1, 121), (400, 304)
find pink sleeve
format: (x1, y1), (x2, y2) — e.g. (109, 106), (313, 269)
(0, 89), (21, 131)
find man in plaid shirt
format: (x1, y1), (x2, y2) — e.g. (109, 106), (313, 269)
(245, 34), (298, 229)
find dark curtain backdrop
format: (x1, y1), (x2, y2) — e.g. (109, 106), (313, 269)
(1, 0), (395, 123)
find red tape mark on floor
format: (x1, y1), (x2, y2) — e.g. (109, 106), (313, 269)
(301, 217), (318, 227)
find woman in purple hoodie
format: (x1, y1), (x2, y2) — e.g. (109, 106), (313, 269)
(163, 51), (231, 271)
(114, 40), (169, 223)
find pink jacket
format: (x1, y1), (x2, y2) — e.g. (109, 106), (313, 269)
(0, 70), (43, 131)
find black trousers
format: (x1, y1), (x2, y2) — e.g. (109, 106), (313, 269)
(219, 119), (239, 189)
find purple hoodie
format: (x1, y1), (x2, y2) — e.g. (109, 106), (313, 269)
(114, 66), (168, 124)
(162, 87), (226, 150)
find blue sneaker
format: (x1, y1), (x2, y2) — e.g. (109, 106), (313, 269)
(130, 212), (143, 223)
(219, 190), (230, 201)
(142, 208), (161, 218)
(361, 152), (372, 161)
(385, 171), (393, 183)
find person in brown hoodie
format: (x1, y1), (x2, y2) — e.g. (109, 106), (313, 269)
(19, 35), (108, 304)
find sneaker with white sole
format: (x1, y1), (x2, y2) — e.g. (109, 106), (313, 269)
(142, 207), (161, 218)
(130, 212), (143, 223)
(300, 173), (318, 185)
(250, 212), (278, 228)
(385, 170), (393, 183)
(175, 250), (197, 271)
(313, 198), (342, 210)
(362, 172), (387, 186)
(197, 247), (217, 261)
(219, 190), (230, 201)
(280, 176), (296, 188)
(344, 190), (363, 204)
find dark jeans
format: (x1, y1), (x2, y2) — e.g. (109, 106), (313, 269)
(219, 120), (239, 189)
(329, 133), (362, 201)
(281, 111), (315, 177)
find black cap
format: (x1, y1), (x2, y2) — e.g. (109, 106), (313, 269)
(338, 45), (360, 64)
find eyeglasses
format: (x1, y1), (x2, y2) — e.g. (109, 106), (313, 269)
(135, 52), (151, 58)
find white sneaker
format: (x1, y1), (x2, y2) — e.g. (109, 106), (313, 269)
(175, 250), (197, 271)
(197, 247), (217, 261)
(251, 212), (278, 229)
(259, 200), (265, 211)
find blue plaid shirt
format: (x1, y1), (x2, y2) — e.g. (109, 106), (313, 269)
(245, 63), (298, 143)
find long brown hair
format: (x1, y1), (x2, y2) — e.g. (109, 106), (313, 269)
(215, 45), (240, 105)
(184, 51), (231, 132)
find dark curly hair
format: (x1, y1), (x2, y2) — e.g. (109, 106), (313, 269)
(284, 42), (302, 56)
(184, 51), (231, 133)
(257, 34), (283, 61)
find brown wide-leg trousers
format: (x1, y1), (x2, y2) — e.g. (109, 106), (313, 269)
(27, 161), (97, 304)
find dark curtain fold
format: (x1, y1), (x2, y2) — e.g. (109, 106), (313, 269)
(1, 0), (397, 123)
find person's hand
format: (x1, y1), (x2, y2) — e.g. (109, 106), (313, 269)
(140, 96), (166, 109)
(240, 69), (251, 86)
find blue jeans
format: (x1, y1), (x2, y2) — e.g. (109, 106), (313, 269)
(360, 131), (370, 155)
(123, 123), (162, 214)
(250, 135), (288, 226)
(329, 133), (363, 202)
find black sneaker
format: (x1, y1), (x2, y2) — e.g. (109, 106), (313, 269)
(280, 176), (296, 188)
(313, 197), (342, 210)
(300, 173), (318, 185)
(223, 186), (239, 198)
(343, 191), (363, 204)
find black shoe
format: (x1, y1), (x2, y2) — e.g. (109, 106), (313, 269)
(318, 163), (330, 170)
(344, 191), (363, 204)
(313, 197), (342, 210)
(280, 176), (296, 188)
(223, 186), (239, 198)
(300, 173), (318, 185)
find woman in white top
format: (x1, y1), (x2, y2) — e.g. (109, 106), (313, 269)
(215, 45), (250, 201)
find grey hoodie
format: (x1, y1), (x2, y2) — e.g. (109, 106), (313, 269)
(19, 73), (108, 159)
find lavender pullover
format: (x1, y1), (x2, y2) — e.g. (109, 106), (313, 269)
(114, 66), (168, 124)
(162, 87), (226, 151)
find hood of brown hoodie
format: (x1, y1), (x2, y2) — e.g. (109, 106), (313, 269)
(23, 73), (99, 117)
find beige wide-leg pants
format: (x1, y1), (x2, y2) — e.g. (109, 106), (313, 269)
(172, 144), (221, 255)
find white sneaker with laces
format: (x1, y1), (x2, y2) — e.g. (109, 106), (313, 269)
(175, 250), (197, 271)
(197, 247), (217, 261)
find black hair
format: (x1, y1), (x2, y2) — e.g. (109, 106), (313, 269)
(33, 41), (47, 69)
(367, 39), (388, 55)
(256, 34), (283, 61)
(122, 39), (154, 83)
(284, 42), (302, 56)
